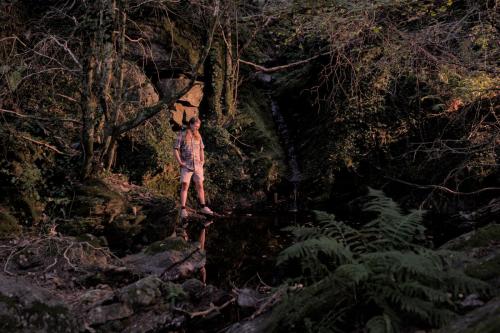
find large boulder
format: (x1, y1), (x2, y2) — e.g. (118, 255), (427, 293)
(437, 296), (500, 333)
(117, 276), (164, 307)
(76, 275), (179, 331)
(170, 103), (199, 128)
(158, 77), (204, 104)
(441, 224), (500, 252)
(123, 62), (159, 107)
(125, 18), (203, 74)
(440, 224), (500, 291)
(0, 275), (78, 332)
(128, 42), (174, 71)
(123, 237), (206, 281)
(68, 179), (128, 226)
(179, 83), (204, 107)
(158, 77), (203, 128)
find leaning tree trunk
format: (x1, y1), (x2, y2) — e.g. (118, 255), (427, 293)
(101, 0), (126, 171)
(81, 45), (97, 179)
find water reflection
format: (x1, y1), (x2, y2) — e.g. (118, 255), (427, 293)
(205, 213), (310, 288)
(178, 212), (312, 288)
(180, 219), (213, 284)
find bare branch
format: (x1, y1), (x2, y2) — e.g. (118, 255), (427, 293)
(239, 51), (331, 73)
(19, 134), (67, 155)
(0, 108), (82, 124)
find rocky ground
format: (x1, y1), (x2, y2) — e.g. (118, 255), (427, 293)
(0, 174), (286, 333)
(2, 180), (500, 332)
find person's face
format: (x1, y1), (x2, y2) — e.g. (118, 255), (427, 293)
(190, 121), (201, 131)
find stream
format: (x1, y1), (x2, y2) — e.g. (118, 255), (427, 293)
(196, 88), (307, 289)
(203, 212), (312, 288)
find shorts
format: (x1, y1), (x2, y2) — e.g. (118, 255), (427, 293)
(180, 166), (204, 184)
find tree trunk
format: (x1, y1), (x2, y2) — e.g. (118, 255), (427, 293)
(81, 48), (97, 179)
(223, 18), (235, 116)
(208, 40), (224, 121)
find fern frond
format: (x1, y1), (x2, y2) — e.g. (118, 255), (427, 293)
(277, 236), (353, 267)
(362, 188), (425, 249)
(365, 314), (397, 333)
(334, 263), (370, 284)
(399, 282), (449, 303)
(270, 189), (486, 333)
(314, 210), (368, 254)
(282, 225), (323, 241)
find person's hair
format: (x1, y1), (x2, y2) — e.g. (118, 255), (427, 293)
(186, 116), (201, 140)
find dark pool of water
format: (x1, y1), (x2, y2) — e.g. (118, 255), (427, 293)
(200, 211), (313, 288)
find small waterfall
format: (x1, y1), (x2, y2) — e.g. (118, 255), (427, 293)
(270, 100), (301, 212)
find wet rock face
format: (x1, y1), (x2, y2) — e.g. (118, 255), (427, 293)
(0, 275), (78, 332)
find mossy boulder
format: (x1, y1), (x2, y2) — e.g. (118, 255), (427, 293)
(0, 275), (78, 332)
(465, 254), (500, 291)
(441, 224), (500, 291)
(0, 211), (21, 239)
(117, 276), (164, 307)
(437, 296), (500, 333)
(123, 237), (205, 281)
(442, 224), (500, 251)
(72, 178), (128, 221)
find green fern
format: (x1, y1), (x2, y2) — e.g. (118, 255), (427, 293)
(266, 189), (489, 333)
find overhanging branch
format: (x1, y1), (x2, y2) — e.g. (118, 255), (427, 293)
(239, 51), (331, 73)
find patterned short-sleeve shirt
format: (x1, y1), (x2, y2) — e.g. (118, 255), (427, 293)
(174, 130), (204, 171)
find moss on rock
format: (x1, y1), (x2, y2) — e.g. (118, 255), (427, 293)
(446, 224), (500, 251)
(72, 178), (127, 219)
(464, 253), (500, 292)
(0, 210), (21, 239)
(145, 237), (189, 254)
(0, 276), (78, 332)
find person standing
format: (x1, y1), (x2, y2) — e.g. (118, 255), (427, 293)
(174, 117), (214, 218)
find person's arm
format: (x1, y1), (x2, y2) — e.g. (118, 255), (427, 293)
(174, 132), (186, 167)
(174, 148), (185, 167)
(200, 148), (205, 165)
(200, 137), (205, 165)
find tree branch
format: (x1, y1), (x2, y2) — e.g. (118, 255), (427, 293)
(0, 108), (82, 124)
(173, 297), (235, 318)
(385, 175), (500, 196)
(239, 51), (331, 73)
(19, 135), (66, 155)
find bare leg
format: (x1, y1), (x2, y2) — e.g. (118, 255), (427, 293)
(198, 228), (206, 250)
(194, 181), (206, 205)
(199, 266), (206, 284)
(180, 182), (189, 207)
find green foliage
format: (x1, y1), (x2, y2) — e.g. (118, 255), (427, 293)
(268, 189), (489, 332)
(264, 0), (499, 207)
